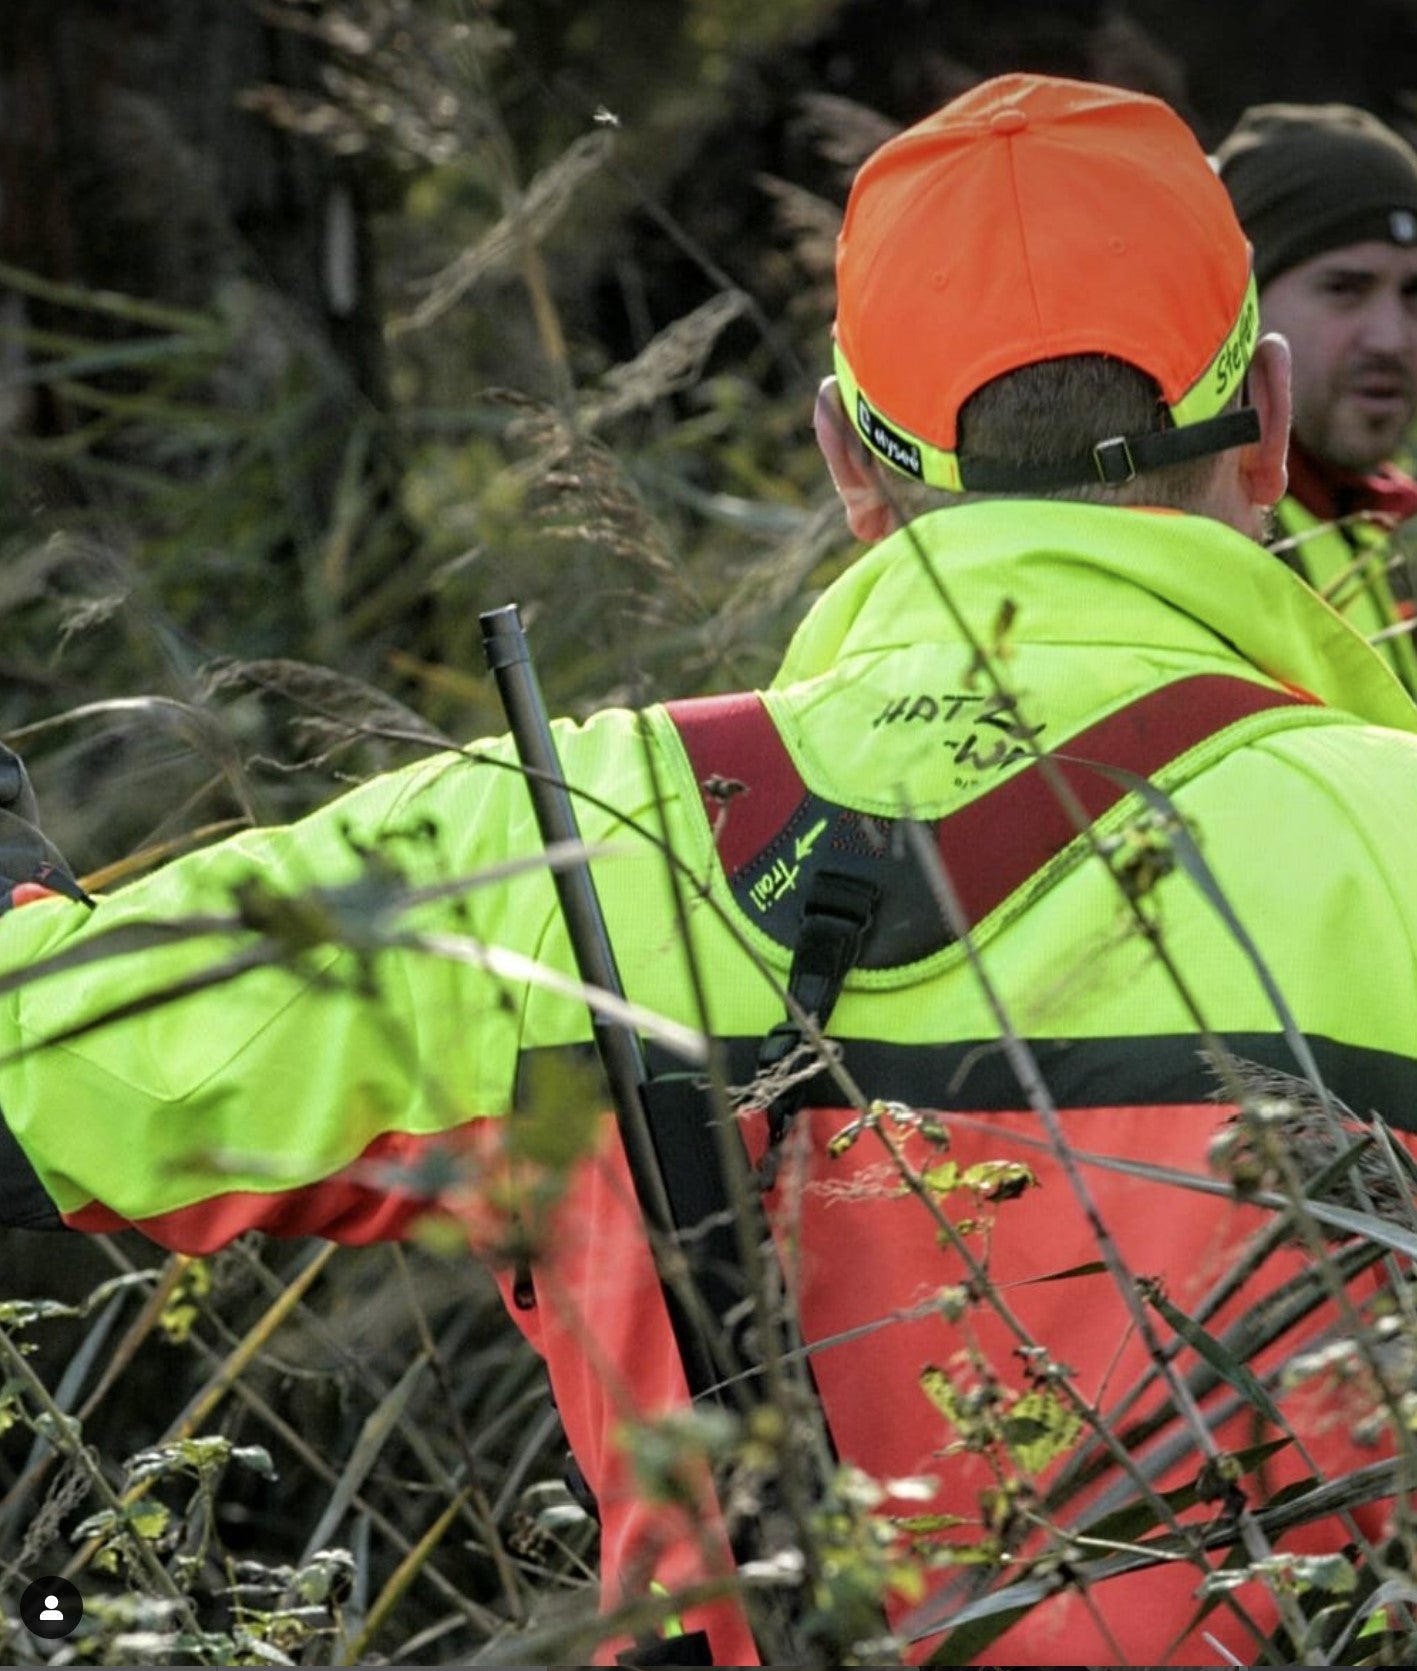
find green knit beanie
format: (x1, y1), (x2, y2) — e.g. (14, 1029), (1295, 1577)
(1216, 102), (1417, 289)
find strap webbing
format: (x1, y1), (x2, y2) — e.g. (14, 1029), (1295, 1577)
(960, 407), (1262, 493)
(758, 870), (877, 1173)
(667, 673), (1313, 952)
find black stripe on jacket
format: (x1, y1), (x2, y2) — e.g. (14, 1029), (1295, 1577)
(617, 1030), (1417, 1132)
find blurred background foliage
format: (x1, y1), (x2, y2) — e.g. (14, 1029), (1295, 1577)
(2, 0), (1417, 1662)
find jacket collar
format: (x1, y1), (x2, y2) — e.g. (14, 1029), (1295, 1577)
(775, 500), (1417, 736)
(1286, 437), (1417, 526)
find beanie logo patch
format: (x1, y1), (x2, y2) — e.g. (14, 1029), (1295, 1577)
(856, 392), (924, 479)
(1391, 209), (1417, 245)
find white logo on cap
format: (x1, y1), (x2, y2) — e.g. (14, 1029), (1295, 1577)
(1391, 209), (1417, 244)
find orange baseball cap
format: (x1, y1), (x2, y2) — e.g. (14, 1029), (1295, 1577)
(833, 74), (1261, 492)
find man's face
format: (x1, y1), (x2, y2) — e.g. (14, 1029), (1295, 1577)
(1260, 239), (1417, 473)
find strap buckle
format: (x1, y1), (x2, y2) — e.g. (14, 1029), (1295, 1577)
(1092, 435), (1136, 485)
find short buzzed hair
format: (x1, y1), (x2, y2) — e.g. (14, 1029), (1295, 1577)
(878, 355), (1230, 519)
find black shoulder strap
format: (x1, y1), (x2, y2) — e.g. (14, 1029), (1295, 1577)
(666, 674), (1315, 1173)
(756, 869), (877, 1182)
(666, 673), (1313, 966)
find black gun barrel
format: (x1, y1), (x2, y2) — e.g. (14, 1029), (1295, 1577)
(480, 603), (680, 1252)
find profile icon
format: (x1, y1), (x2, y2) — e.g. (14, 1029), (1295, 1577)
(18, 1575), (82, 1639)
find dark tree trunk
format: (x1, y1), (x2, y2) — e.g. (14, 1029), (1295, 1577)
(0, 0), (412, 677)
(0, 0), (391, 420)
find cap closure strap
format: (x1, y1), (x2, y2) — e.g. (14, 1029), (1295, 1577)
(961, 406), (1262, 493)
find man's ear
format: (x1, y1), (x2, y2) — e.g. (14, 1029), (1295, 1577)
(814, 378), (901, 543)
(1238, 333), (1292, 509)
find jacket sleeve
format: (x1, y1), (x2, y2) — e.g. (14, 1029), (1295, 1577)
(0, 723), (632, 1253)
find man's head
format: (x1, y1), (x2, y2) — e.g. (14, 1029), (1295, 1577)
(1217, 103), (1417, 475)
(816, 73), (1290, 541)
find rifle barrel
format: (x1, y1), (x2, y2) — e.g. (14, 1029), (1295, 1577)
(480, 604), (680, 1249)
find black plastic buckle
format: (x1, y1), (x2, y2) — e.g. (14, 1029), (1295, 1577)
(758, 1018), (805, 1074)
(1092, 434), (1137, 485)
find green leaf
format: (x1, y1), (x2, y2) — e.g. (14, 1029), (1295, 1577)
(999, 1389), (1081, 1473)
(1017, 1259), (1108, 1285)
(961, 1159), (1036, 1201)
(128, 1501), (171, 1540)
(893, 1513), (970, 1534)
(1143, 1285), (1286, 1429)
(0, 1380), (23, 1435)
(231, 1444), (277, 1480)
(918, 1365), (964, 1425)
(158, 1257), (211, 1345)
(292, 1547), (356, 1606)
(920, 1160), (960, 1197)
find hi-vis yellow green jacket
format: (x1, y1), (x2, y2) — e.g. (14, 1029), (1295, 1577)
(1273, 490), (1417, 694)
(6, 500), (1417, 1665)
